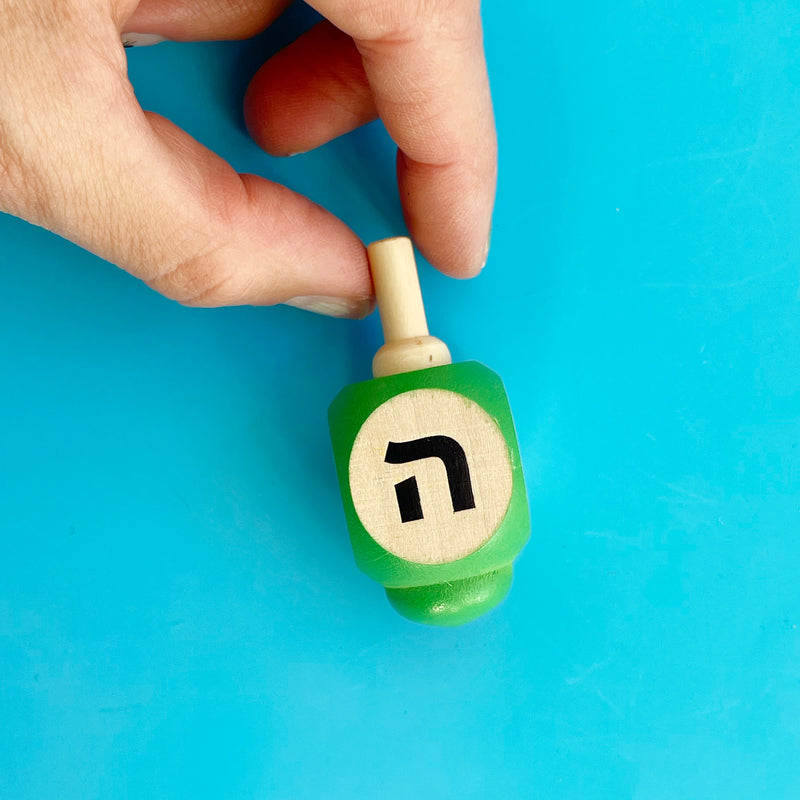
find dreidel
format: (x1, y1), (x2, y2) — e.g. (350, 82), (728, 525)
(328, 237), (529, 626)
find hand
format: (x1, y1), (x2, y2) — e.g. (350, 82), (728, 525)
(0, 0), (496, 317)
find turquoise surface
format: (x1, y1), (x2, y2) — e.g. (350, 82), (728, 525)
(2, 3), (799, 797)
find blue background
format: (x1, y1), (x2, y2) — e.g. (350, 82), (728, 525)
(2, 2), (799, 797)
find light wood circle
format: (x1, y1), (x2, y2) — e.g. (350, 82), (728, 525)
(349, 389), (513, 565)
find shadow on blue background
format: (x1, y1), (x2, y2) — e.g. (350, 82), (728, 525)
(1, 2), (799, 798)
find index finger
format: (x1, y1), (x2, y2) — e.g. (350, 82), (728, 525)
(312, 0), (497, 277)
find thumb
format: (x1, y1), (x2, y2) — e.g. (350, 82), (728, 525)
(133, 113), (372, 315)
(0, 14), (372, 316)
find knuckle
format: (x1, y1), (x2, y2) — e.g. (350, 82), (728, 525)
(144, 177), (278, 308)
(0, 137), (51, 222)
(347, 0), (478, 41)
(148, 244), (241, 307)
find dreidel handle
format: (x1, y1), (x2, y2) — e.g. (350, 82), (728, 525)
(368, 237), (452, 378)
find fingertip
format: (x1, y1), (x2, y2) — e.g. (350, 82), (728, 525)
(415, 242), (488, 280)
(398, 154), (495, 280)
(409, 230), (490, 280)
(244, 21), (376, 158)
(242, 73), (307, 158)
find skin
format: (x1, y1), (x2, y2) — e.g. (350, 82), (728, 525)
(0, 0), (497, 317)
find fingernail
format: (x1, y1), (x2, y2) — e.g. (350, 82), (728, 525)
(479, 236), (491, 272)
(284, 295), (373, 319)
(122, 33), (167, 48)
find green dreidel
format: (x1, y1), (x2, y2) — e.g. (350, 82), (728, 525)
(328, 237), (529, 626)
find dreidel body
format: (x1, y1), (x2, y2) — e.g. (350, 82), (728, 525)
(328, 238), (529, 626)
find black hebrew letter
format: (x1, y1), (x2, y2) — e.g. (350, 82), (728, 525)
(393, 476), (424, 523)
(384, 436), (476, 523)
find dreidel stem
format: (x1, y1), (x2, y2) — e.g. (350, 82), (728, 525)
(368, 237), (452, 378)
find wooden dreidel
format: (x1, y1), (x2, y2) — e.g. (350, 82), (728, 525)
(328, 237), (529, 626)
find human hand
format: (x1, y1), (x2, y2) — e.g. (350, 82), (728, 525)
(0, 0), (496, 317)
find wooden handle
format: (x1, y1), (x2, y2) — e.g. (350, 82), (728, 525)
(368, 237), (430, 343)
(368, 237), (451, 378)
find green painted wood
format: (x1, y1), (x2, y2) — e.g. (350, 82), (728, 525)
(329, 361), (530, 625)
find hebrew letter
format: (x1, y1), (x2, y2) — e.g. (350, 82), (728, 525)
(384, 436), (476, 522)
(393, 476), (424, 523)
